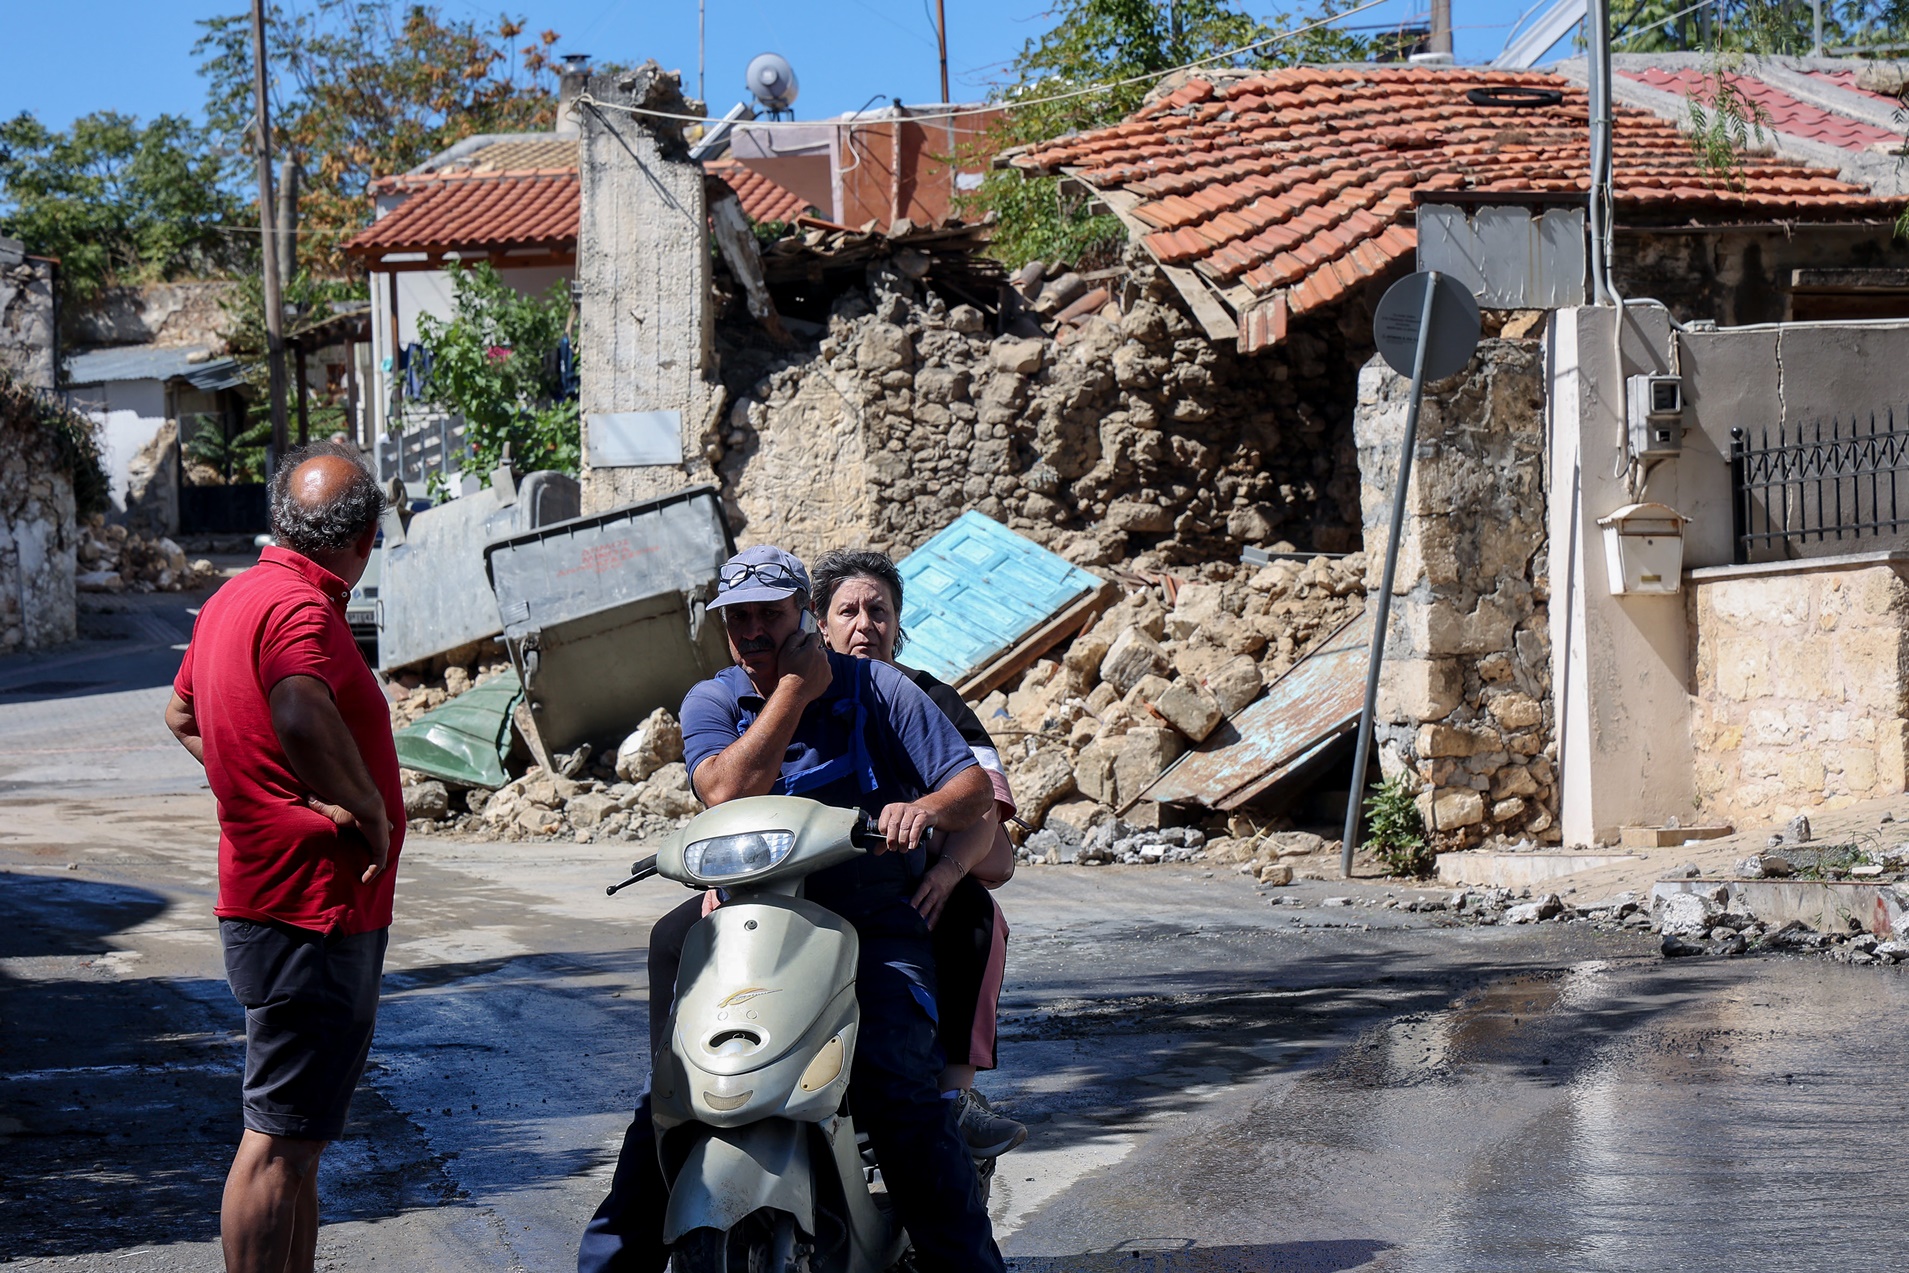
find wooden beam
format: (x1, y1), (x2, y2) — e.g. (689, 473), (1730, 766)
(953, 580), (1118, 700)
(1090, 183), (1239, 342)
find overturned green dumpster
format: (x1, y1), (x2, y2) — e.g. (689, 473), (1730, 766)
(393, 668), (523, 789)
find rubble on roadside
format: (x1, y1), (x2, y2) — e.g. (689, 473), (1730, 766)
(386, 659), (519, 731)
(400, 704), (701, 844)
(76, 516), (217, 593)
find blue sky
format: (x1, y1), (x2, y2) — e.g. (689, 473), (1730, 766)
(3, 1), (1576, 134)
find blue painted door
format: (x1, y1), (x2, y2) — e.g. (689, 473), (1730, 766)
(898, 512), (1103, 686)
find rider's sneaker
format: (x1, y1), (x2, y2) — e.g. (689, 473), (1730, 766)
(952, 1088), (1027, 1157)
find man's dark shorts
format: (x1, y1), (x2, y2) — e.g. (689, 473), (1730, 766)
(220, 919), (388, 1141)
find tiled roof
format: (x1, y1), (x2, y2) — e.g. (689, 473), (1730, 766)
(348, 169), (580, 257)
(705, 158), (817, 223)
(347, 142), (813, 260)
(1622, 67), (1900, 149)
(1803, 69), (1904, 108)
(450, 136), (579, 173)
(1013, 66), (1895, 346)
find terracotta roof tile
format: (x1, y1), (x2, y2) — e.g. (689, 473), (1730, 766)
(1011, 65), (1892, 344)
(347, 151), (811, 259)
(1623, 68), (1900, 150)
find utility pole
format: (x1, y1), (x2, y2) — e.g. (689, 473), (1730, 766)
(935, 0), (949, 103)
(1431, 0), (1453, 55)
(698, 0), (706, 105)
(250, 0), (289, 470)
(277, 155), (299, 293)
(1812, 0), (1824, 56)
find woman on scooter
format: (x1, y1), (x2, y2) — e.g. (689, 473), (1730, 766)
(807, 549), (1028, 1160)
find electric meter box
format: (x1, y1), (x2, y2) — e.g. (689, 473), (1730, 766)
(1597, 502), (1689, 596)
(1627, 374), (1684, 458)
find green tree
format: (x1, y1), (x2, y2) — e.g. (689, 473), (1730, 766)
(414, 263), (578, 492)
(962, 0), (1373, 269)
(0, 111), (244, 300)
(195, 2), (568, 276)
(1611, 0), (1909, 53)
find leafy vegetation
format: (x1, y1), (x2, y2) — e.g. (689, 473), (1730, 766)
(0, 111), (244, 300)
(959, 0), (1376, 269)
(195, 1), (568, 277)
(215, 266), (368, 472)
(1363, 775), (1432, 878)
(1610, 0), (1909, 54)
(0, 372), (110, 516)
(413, 263), (578, 493)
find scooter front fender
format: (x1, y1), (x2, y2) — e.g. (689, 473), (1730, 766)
(661, 1119), (815, 1245)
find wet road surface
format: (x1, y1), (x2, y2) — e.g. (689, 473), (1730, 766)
(3, 595), (1906, 1269)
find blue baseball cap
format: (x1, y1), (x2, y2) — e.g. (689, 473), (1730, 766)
(708, 545), (812, 610)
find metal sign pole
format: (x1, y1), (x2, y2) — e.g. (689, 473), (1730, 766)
(1341, 274), (1443, 879)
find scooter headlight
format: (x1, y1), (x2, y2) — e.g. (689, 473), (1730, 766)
(683, 830), (795, 880)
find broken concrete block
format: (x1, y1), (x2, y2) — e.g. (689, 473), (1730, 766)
(991, 336), (1045, 374)
(1122, 672), (1173, 712)
(1152, 681), (1223, 743)
(1258, 862), (1294, 885)
(1101, 628), (1171, 695)
(1063, 631), (1112, 687)
(857, 322), (914, 371)
(616, 707), (684, 784)
(566, 791), (621, 829)
(1073, 739), (1121, 805)
(637, 763), (703, 819)
(403, 781), (450, 821)
(1206, 655), (1264, 717)
(1011, 748), (1078, 826)
(1113, 727), (1185, 805)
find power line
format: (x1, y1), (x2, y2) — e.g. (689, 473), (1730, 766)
(575, 0), (1398, 132)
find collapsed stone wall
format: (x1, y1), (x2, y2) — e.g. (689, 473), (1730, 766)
(713, 256), (1372, 567)
(1355, 339), (1558, 847)
(1690, 561), (1909, 826)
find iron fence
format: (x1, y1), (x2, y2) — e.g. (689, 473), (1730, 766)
(1730, 410), (1909, 563)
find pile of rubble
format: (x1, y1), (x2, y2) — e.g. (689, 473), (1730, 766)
(387, 660), (517, 731)
(401, 705), (704, 844)
(76, 516), (216, 592)
(982, 554), (1367, 848)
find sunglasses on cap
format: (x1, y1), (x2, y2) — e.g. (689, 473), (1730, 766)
(719, 561), (805, 590)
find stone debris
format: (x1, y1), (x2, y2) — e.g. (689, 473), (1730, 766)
(76, 516), (215, 592)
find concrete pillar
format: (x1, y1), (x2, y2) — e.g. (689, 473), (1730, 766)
(1548, 305), (1696, 845)
(575, 62), (725, 514)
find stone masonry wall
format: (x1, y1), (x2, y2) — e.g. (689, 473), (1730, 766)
(0, 240), (55, 391)
(1690, 561), (1909, 825)
(714, 255), (1372, 567)
(0, 384), (79, 652)
(1355, 339), (1558, 847)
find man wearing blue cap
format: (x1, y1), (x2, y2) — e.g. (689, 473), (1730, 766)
(578, 545), (1006, 1273)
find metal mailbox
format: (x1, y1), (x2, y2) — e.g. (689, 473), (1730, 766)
(484, 485), (736, 757)
(1598, 502), (1689, 596)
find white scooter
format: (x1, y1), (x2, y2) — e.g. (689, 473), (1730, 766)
(610, 793), (977, 1273)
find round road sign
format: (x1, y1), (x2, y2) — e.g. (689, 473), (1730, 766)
(1372, 271), (1482, 381)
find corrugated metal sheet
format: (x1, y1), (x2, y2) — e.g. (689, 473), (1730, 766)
(898, 512), (1106, 688)
(1139, 609), (1370, 810)
(64, 344), (240, 388)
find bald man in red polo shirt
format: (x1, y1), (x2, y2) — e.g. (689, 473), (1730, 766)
(166, 441), (399, 1273)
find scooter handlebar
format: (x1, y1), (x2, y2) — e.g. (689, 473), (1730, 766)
(850, 810), (883, 850)
(605, 854), (660, 896)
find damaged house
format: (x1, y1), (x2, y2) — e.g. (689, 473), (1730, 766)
(387, 56), (1909, 865)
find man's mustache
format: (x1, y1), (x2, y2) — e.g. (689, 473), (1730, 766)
(734, 635), (777, 655)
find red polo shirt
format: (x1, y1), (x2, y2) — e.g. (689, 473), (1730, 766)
(174, 546), (403, 936)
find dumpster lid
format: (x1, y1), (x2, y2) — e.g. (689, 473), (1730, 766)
(393, 669), (523, 789)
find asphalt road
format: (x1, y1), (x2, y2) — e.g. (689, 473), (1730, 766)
(4, 591), (1907, 1271)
